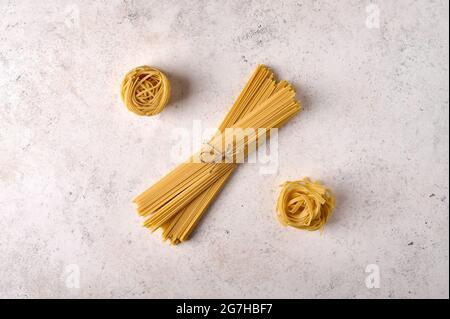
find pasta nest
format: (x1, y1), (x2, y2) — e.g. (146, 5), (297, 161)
(276, 178), (336, 231)
(121, 66), (170, 116)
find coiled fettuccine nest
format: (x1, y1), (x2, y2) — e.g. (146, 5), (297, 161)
(276, 178), (335, 231)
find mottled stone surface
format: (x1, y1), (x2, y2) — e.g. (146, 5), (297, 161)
(0, 0), (448, 298)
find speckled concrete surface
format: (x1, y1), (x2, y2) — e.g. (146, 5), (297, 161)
(0, 0), (448, 299)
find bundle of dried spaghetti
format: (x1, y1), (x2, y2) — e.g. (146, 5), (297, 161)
(133, 65), (301, 244)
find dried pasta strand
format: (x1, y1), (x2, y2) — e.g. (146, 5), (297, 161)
(161, 79), (301, 243)
(139, 86), (299, 230)
(134, 65), (273, 214)
(133, 65), (301, 244)
(135, 83), (298, 214)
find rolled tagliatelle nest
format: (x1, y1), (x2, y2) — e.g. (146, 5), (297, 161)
(120, 65), (170, 116)
(276, 178), (336, 231)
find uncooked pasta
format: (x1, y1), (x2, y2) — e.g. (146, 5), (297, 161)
(276, 178), (335, 231)
(133, 65), (301, 244)
(121, 66), (170, 116)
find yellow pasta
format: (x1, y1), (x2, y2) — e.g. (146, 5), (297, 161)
(133, 65), (301, 244)
(121, 66), (170, 116)
(276, 178), (335, 231)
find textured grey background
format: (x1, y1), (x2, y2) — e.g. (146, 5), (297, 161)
(0, 0), (448, 298)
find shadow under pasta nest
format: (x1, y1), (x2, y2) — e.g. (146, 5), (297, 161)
(165, 71), (191, 106)
(323, 186), (347, 230)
